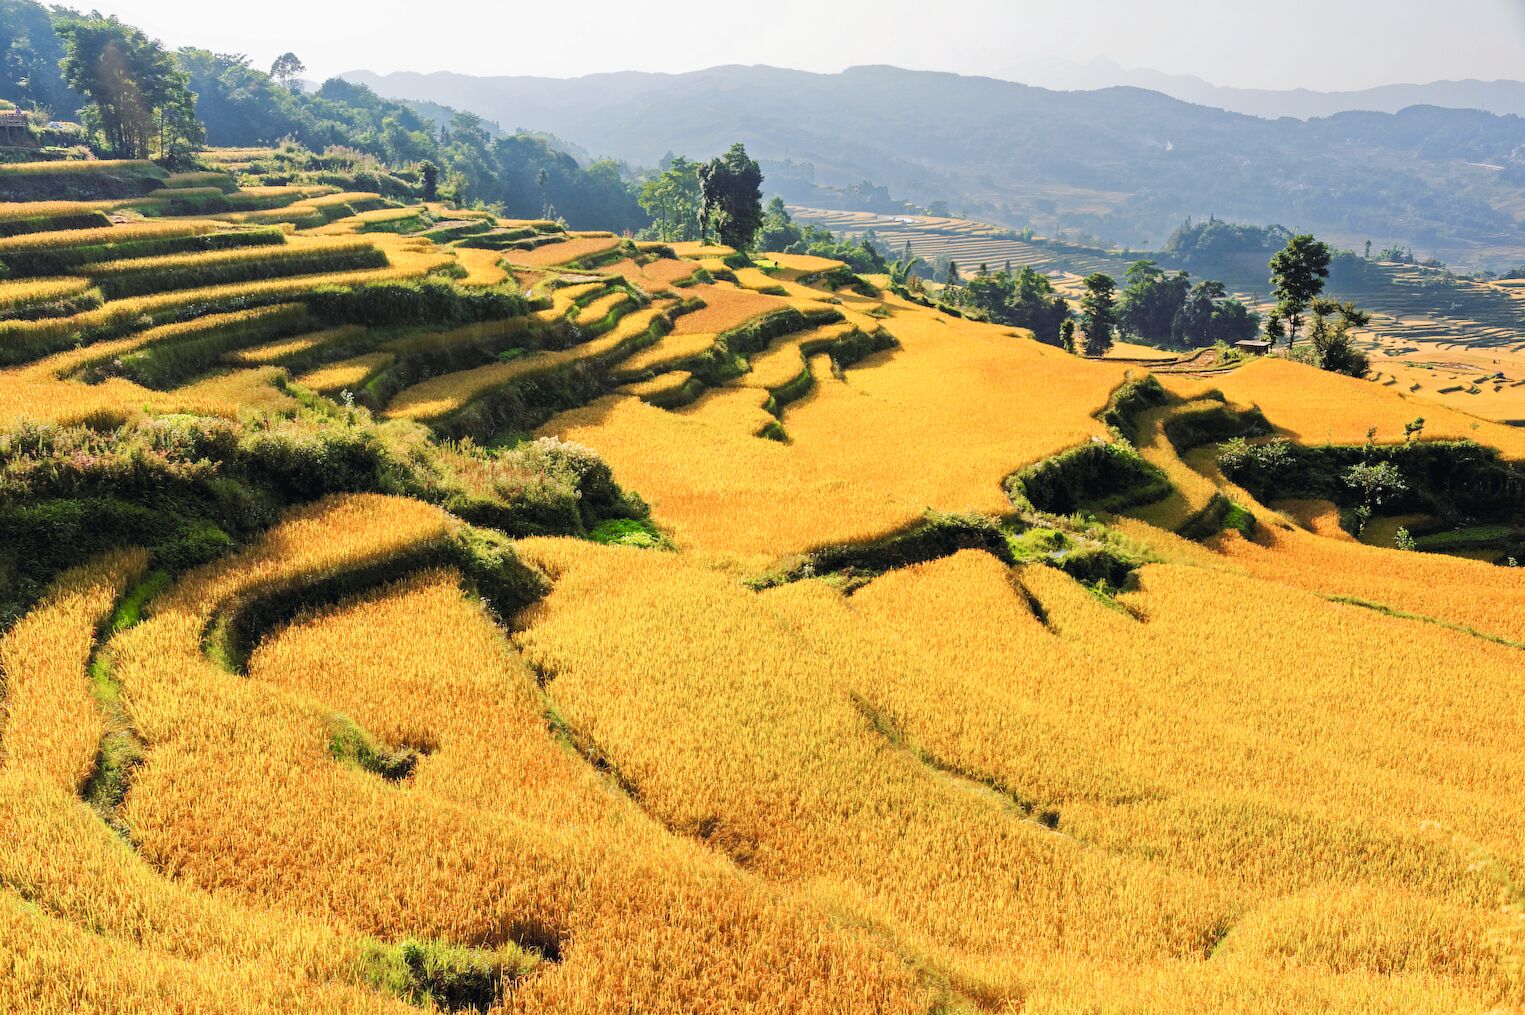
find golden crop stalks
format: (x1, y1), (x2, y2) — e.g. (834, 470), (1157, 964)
(546, 296), (1124, 564)
(73, 497), (931, 1013)
(0, 275), (95, 315)
(602, 255), (703, 294)
(506, 537), (1522, 1010)
(0, 219), (224, 255)
(572, 289), (634, 329)
(454, 246), (509, 286)
(79, 236), (388, 297)
(384, 307), (666, 423)
(227, 325), (367, 367)
(0, 543), (421, 1012)
(295, 352), (396, 395)
(1177, 358), (1525, 459)
(0, 550), (147, 788)
(501, 235), (624, 268)
(0, 304), (310, 427)
(737, 319), (860, 391)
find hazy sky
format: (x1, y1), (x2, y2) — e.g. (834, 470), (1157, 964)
(95, 0), (1525, 91)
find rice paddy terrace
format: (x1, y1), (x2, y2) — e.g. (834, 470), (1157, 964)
(791, 206), (1525, 423)
(3, 152), (1525, 1014)
(788, 205), (1129, 282)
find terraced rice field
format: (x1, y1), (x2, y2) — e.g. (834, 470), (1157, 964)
(787, 206), (1130, 280)
(3, 152), (1525, 1015)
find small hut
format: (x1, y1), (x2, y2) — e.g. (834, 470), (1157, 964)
(0, 108), (30, 145)
(1234, 339), (1272, 356)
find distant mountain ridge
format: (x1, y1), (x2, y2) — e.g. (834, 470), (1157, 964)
(1017, 59), (1525, 120)
(343, 64), (1525, 268)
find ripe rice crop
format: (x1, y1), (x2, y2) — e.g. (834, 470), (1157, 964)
(80, 237), (389, 299)
(295, 352), (395, 394)
(453, 246), (509, 286)
(502, 235), (624, 268)
(546, 296), (1125, 563)
(0, 222), (286, 278)
(0, 499), (500, 1012)
(168, 366), (298, 416)
(665, 283), (788, 335)
(764, 251), (846, 274)
(89, 497), (921, 1013)
(0, 220), (223, 255)
(0, 201), (113, 236)
(49, 303), (311, 381)
(572, 289), (634, 329)
(532, 281), (606, 323)
(738, 320), (859, 390)
(616, 369), (695, 403)
(668, 242), (736, 259)
(1126, 400), (1224, 531)
(674, 387), (777, 436)
(227, 326), (366, 367)
(9, 160), (1525, 1011)
(731, 266), (789, 294)
(385, 307), (665, 422)
(0, 276), (98, 318)
(1191, 357), (1525, 459)
(0, 258), (447, 365)
(602, 256), (701, 293)
(508, 538), (1522, 1010)
(1212, 520), (1525, 644)
(160, 171), (237, 192)
(0, 549), (146, 789)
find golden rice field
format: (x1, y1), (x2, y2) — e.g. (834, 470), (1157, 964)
(2, 152), (1525, 1014)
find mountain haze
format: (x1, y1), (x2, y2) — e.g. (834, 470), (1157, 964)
(1019, 59), (1525, 120)
(347, 64), (1525, 267)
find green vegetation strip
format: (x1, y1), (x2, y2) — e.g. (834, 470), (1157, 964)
(1328, 595), (1525, 652)
(81, 569), (170, 834)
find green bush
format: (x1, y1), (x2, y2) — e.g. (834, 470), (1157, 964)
(308, 277), (527, 327)
(0, 209), (112, 237)
(0, 160), (167, 201)
(0, 226), (285, 277)
(1219, 437), (1523, 523)
(1096, 374), (1170, 444)
(364, 937), (539, 1012)
(88, 244), (388, 300)
(1008, 440), (1171, 514)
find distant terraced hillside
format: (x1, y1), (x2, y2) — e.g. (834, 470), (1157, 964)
(793, 206), (1525, 423)
(789, 205), (1130, 279)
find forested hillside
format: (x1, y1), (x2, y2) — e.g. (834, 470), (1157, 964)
(0, 0), (646, 231)
(348, 64), (1525, 267)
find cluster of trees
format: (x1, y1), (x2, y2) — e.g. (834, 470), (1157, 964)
(937, 258), (1254, 357)
(1, 9), (203, 161)
(180, 54), (646, 230)
(637, 145), (770, 250)
(0, 2), (648, 228)
(1264, 233), (1370, 377)
(942, 264), (1072, 347)
(0, 0), (77, 115)
(1114, 260), (1258, 349)
(638, 155), (884, 267)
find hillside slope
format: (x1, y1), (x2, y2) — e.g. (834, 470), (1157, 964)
(1, 153), (1524, 1014)
(345, 64), (1525, 264)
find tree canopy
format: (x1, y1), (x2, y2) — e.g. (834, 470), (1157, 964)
(699, 142), (764, 250)
(947, 264), (1071, 347)
(55, 13), (201, 160)
(1269, 234), (1332, 346)
(638, 156), (703, 242)
(1079, 273), (1119, 357)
